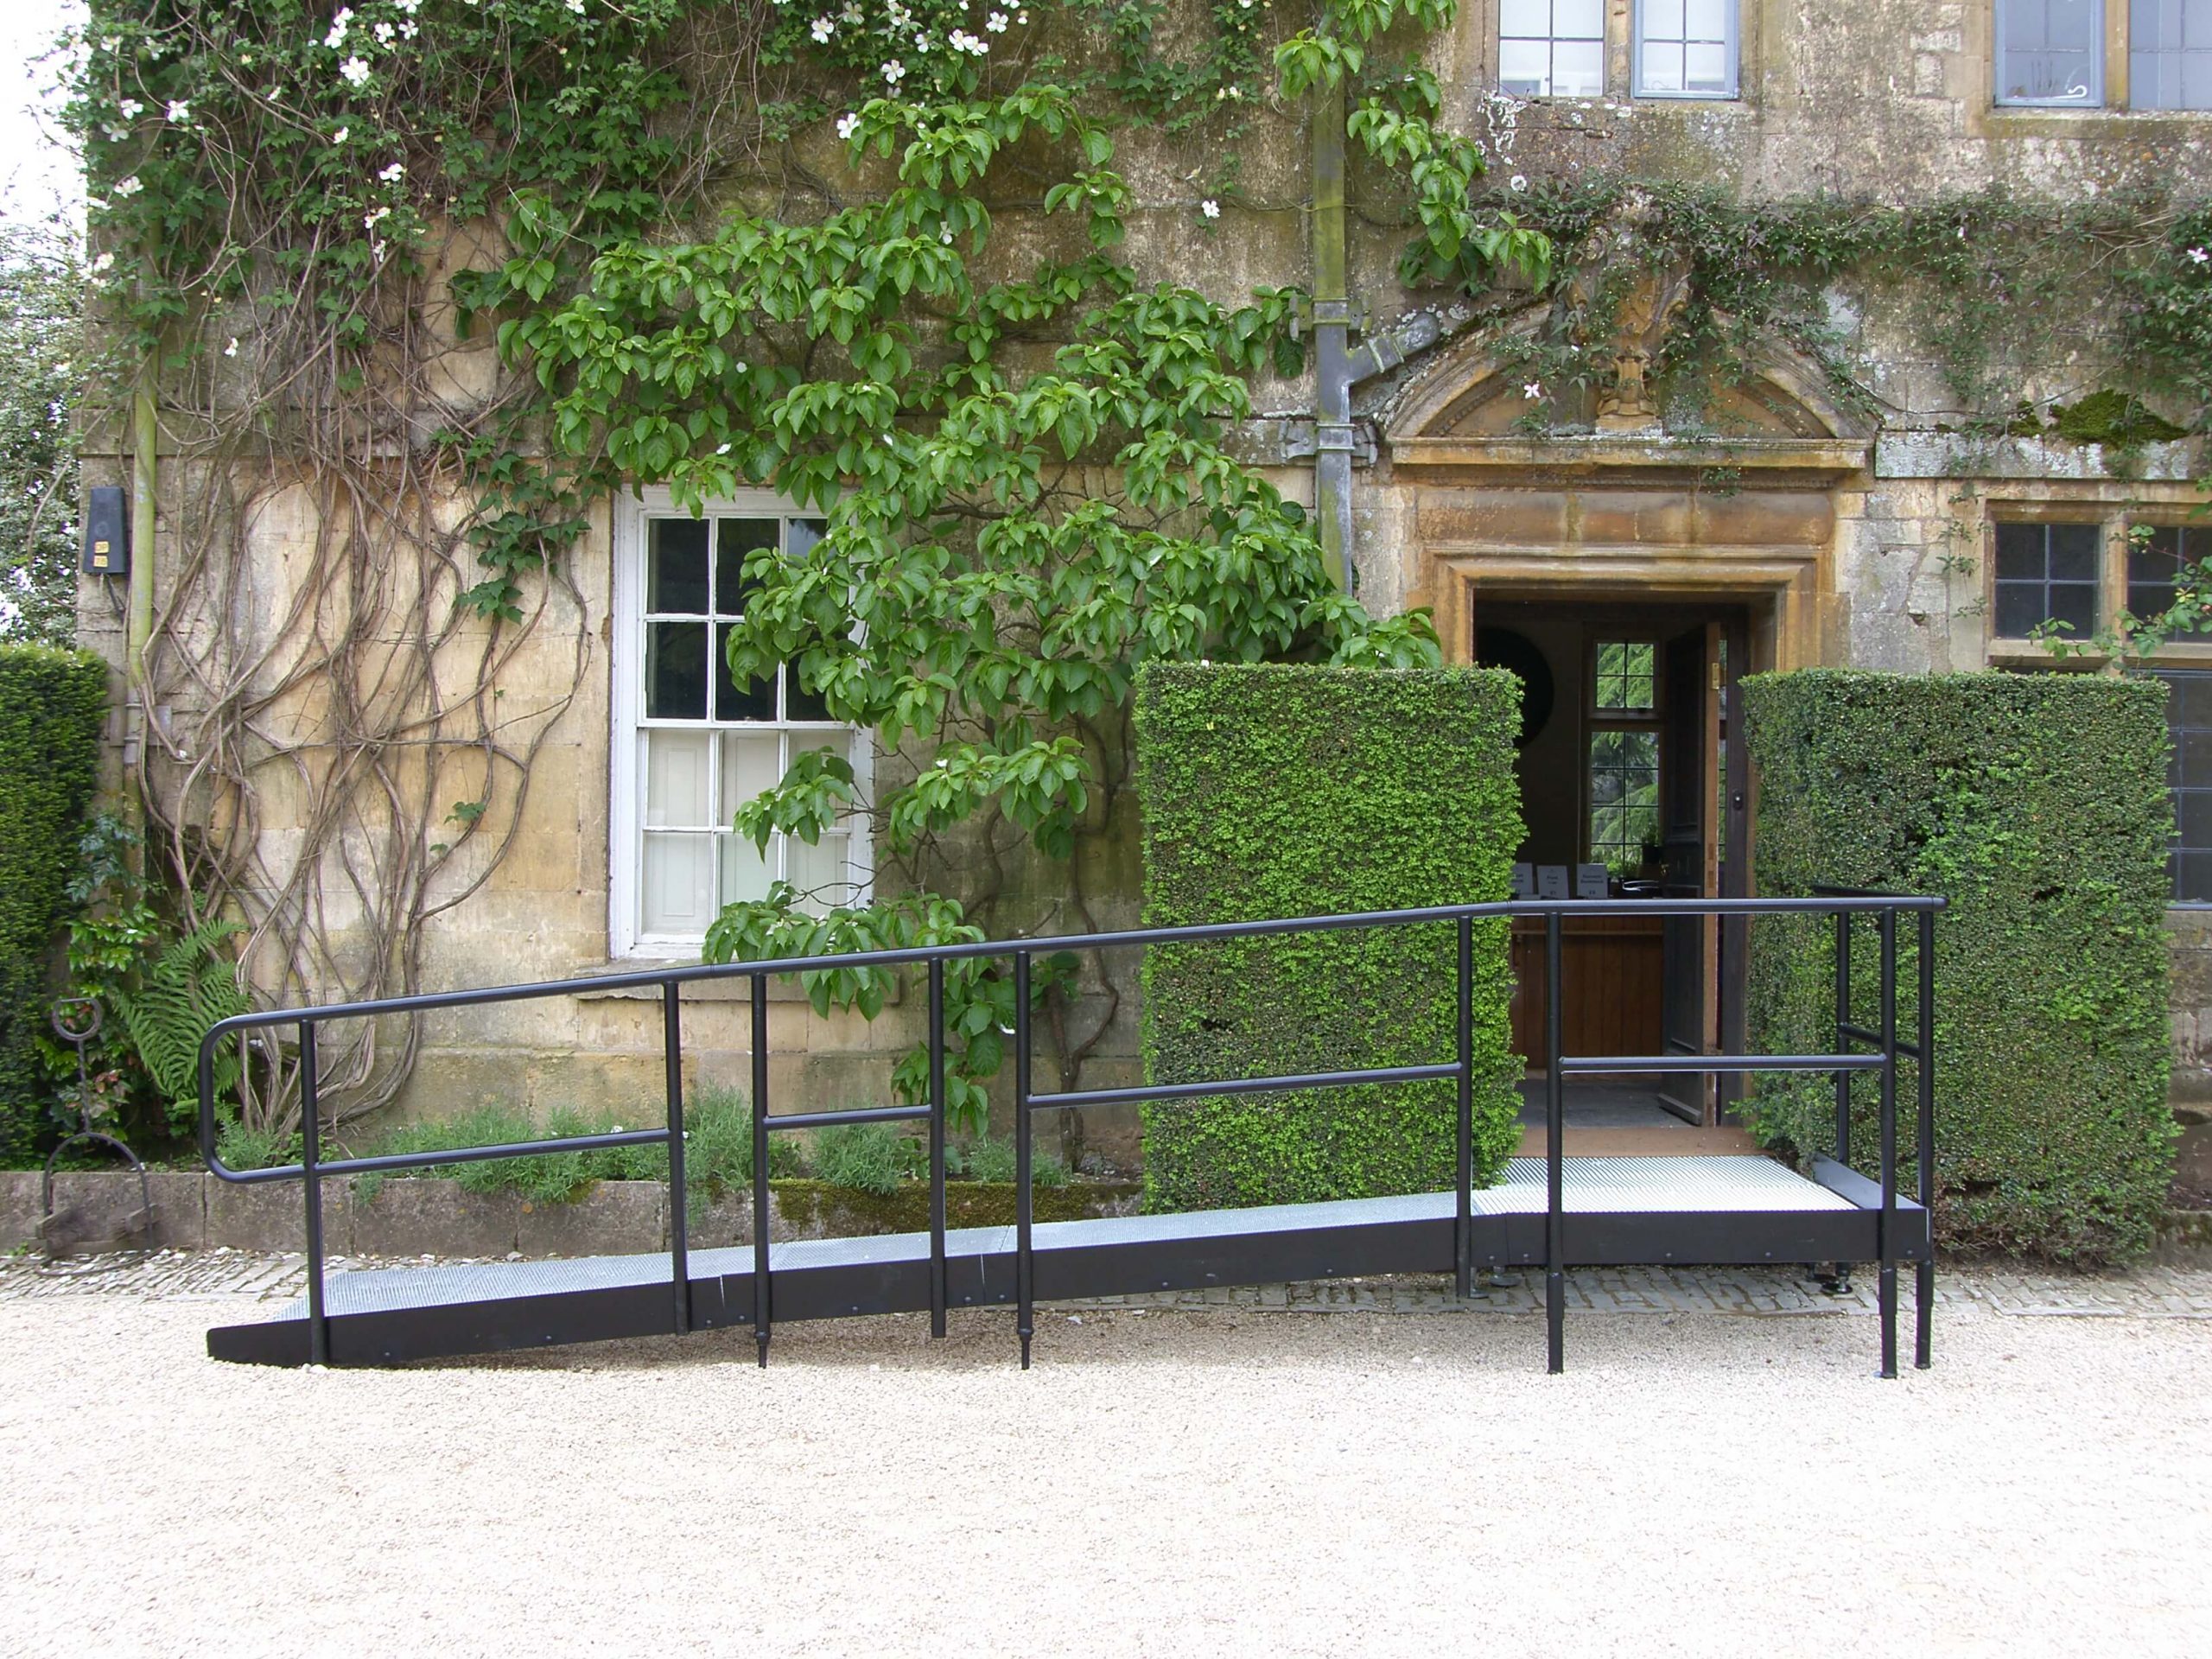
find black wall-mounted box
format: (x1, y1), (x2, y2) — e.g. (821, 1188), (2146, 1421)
(82, 486), (130, 577)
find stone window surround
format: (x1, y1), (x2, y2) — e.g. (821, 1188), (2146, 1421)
(1479, 0), (1749, 103)
(607, 485), (874, 960)
(1981, 495), (2212, 666)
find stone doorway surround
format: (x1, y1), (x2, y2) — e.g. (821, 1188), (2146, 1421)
(1371, 312), (1874, 676)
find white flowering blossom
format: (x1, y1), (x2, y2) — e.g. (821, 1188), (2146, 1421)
(1522, 382), (1543, 399)
(372, 20), (396, 46)
(91, 251), (115, 275)
(333, 125), (350, 143)
(881, 59), (906, 84)
(985, 11), (1008, 31)
(364, 205), (391, 231)
(1509, 175), (1528, 192)
(842, 3), (863, 22)
(2191, 247), (2210, 266)
(836, 112), (861, 141)
(397, 0), (421, 12)
(112, 175), (143, 198)
(324, 10), (352, 50)
(950, 29), (988, 54)
(379, 161), (406, 183)
(118, 98), (143, 119)
(1200, 200), (1220, 219)
(165, 99), (191, 124)
(565, 0), (587, 13)
(340, 56), (372, 87)
(811, 15), (835, 41)
(224, 338), (239, 358)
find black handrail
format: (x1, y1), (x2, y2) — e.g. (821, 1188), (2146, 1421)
(196, 890), (1944, 1373)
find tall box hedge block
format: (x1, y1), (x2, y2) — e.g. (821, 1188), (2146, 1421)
(0, 645), (111, 1160)
(1135, 664), (1524, 1211)
(1743, 669), (2174, 1262)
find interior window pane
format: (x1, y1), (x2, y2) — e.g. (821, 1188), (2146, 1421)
(645, 620), (709, 719)
(715, 620), (778, 721)
(1556, 0), (1605, 35)
(647, 518), (710, 614)
(715, 518), (777, 616)
(2000, 0), (2101, 103)
(1646, 0), (1687, 36)
(641, 833), (715, 935)
(716, 832), (776, 908)
(2048, 582), (2101, 634)
(1595, 641), (1657, 711)
(1993, 584), (2037, 639)
(787, 518), (829, 560)
(785, 664), (836, 722)
(1683, 41), (1731, 86)
(1498, 39), (1552, 94)
(720, 730), (785, 819)
(2130, 525), (2183, 615)
(1589, 730), (1662, 873)
(645, 730), (711, 828)
(1685, 0), (1728, 35)
(1500, 0), (1551, 33)
(788, 830), (852, 912)
(1552, 40), (1605, 94)
(1643, 44), (1687, 92)
(1993, 521), (2048, 582)
(2047, 522), (2101, 582)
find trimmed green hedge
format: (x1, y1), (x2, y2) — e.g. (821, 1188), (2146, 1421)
(1135, 664), (1524, 1211)
(0, 645), (109, 1160)
(1744, 670), (2174, 1262)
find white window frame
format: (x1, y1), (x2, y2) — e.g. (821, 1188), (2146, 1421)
(1994, 0), (2107, 107)
(1498, 0), (1608, 99)
(1631, 0), (1740, 100)
(609, 486), (874, 958)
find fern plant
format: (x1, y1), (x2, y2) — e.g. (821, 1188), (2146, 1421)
(112, 920), (250, 1138)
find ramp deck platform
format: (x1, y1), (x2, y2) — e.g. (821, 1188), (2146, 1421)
(207, 1154), (1927, 1367)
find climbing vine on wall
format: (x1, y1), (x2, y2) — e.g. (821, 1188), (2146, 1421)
(69, 0), (1546, 1140)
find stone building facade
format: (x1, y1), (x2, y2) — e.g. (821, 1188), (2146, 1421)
(78, 2), (2212, 1166)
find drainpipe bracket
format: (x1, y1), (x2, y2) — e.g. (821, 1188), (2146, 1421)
(1282, 419), (1376, 467)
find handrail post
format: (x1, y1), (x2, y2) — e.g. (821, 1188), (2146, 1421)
(751, 972), (771, 1369)
(1455, 912), (1473, 1303)
(663, 982), (690, 1338)
(1545, 909), (1565, 1375)
(1014, 950), (1034, 1370)
(1916, 906), (1936, 1370)
(928, 957), (948, 1340)
(1833, 907), (1852, 1165)
(1878, 906), (1899, 1379)
(299, 1020), (328, 1367)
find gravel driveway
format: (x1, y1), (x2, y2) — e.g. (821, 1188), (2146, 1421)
(1, 1262), (2207, 1657)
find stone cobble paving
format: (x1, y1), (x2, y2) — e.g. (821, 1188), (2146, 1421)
(5, 1244), (2210, 1319)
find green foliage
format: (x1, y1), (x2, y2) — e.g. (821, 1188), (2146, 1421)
(0, 646), (109, 1160)
(2045, 389), (2188, 447)
(1503, 178), (2212, 436)
(1135, 664), (1524, 1211)
(808, 1122), (926, 1196)
(948, 1133), (1069, 1186)
(0, 221), (82, 647)
(1742, 670), (2176, 1263)
(111, 919), (249, 1139)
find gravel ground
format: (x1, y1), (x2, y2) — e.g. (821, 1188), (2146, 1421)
(2, 1262), (2209, 1658)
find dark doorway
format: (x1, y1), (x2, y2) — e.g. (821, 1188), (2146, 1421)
(1476, 599), (1752, 1138)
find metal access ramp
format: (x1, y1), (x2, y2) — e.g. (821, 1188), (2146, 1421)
(199, 892), (1942, 1376)
(207, 1154), (1929, 1368)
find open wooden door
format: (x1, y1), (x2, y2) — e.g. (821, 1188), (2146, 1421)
(1658, 623), (1722, 1123)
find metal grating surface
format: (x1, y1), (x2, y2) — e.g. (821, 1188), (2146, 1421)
(271, 1155), (1852, 1321)
(1472, 1155), (1854, 1215)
